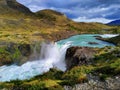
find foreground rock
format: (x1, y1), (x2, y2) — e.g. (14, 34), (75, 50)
(65, 47), (95, 70)
(64, 75), (120, 90)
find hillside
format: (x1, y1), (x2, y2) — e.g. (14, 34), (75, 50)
(0, 0), (117, 44)
(0, 0), (33, 17)
(0, 0), (120, 89)
(108, 19), (120, 26)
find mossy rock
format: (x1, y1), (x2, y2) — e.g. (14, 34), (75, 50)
(0, 54), (12, 65)
(62, 66), (94, 85)
(0, 48), (12, 66)
(0, 42), (32, 66)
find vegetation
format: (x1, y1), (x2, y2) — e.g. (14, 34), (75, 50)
(62, 65), (94, 85)
(0, 0), (119, 44)
(0, 43), (32, 66)
(0, 0), (120, 89)
(93, 46), (120, 80)
(107, 35), (120, 45)
(0, 46), (120, 89)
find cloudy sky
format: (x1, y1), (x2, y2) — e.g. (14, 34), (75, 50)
(17, 0), (120, 23)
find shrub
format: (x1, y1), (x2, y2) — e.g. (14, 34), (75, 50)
(62, 65), (94, 85)
(33, 68), (63, 80)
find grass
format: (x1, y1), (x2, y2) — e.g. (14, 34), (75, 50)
(93, 47), (120, 80)
(0, 1), (119, 44)
(0, 69), (64, 90)
(0, 0), (120, 89)
(0, 46), (120, 89)
(62, 65), (94, 85)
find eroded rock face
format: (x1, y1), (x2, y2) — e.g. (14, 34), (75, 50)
(18, 44), (31, 56)
(65, 47), (95, 70)
(0, 42), (41, 66)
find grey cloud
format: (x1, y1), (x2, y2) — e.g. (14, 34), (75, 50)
(17, 0), (120, 23)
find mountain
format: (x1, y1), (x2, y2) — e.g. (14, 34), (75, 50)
(0, 1), (120, 89)
(0, 0), (33, 16)
(0, 0), (115, 44)
(107, 19), (120, 26)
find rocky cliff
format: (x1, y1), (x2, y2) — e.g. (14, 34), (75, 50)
(65, 47), (95, 70)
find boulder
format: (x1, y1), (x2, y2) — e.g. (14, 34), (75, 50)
(88, 42), (99, 45)
(65, 47), (95, 70)
(64, 75), (120, 90)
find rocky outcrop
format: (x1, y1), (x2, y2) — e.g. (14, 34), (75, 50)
(0, 42), (41, 66)
(18, 44), (31, 56)
(6, 0), (33, 14)
(64, 75), (120, 90)
(65, 47), (95, 70)
(95, 35), (120, 46)
(0, 0), (33, 15)
(107, 35), (120, 46)
(88, 42), (99, 45)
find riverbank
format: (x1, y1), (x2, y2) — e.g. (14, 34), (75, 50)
(0, 42), (120, 90)
(95, 34), (120, 46)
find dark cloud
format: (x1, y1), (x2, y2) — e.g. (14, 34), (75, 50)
(17, 0), (120, 23)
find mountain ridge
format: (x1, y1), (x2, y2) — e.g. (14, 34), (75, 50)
(0, 0), (32, 14)
(0, 0), (117, 43)
(107, 19), (120, 26)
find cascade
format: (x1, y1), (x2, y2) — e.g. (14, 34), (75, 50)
(0, 42), (70, 82)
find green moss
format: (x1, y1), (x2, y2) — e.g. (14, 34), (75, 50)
(93, 47), (120, 80)
(62, 65), (94, 85)
(0, 47), (13, 66)
(0, 43), (31, 66)
(12, 48), (21, 62)
(0, 0), (120, 89)
(33, 68), (63, 80)
(0, 79), (64, 90)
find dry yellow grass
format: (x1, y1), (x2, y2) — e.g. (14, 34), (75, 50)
(0, 0), (117, 44)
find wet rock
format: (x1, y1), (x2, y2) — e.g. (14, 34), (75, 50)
(0, 52), (12, 66)
(95, 36), (106, 41)
(0, 42), (33, 66)
(18, 44), (31, 56)
(6, 42), (16, 53)
(65, 47), (95, 70)
(88, 42), (99, 45)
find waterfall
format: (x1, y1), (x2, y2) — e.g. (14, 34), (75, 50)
(0, 42), (70, 82)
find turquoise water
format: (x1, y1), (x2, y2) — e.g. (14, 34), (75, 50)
(57, 34), (115, 48)
(0, 34), (117, 82)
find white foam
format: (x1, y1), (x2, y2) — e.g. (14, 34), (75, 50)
(0, 42), (70, 82)
(100, 34), (119, 38)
